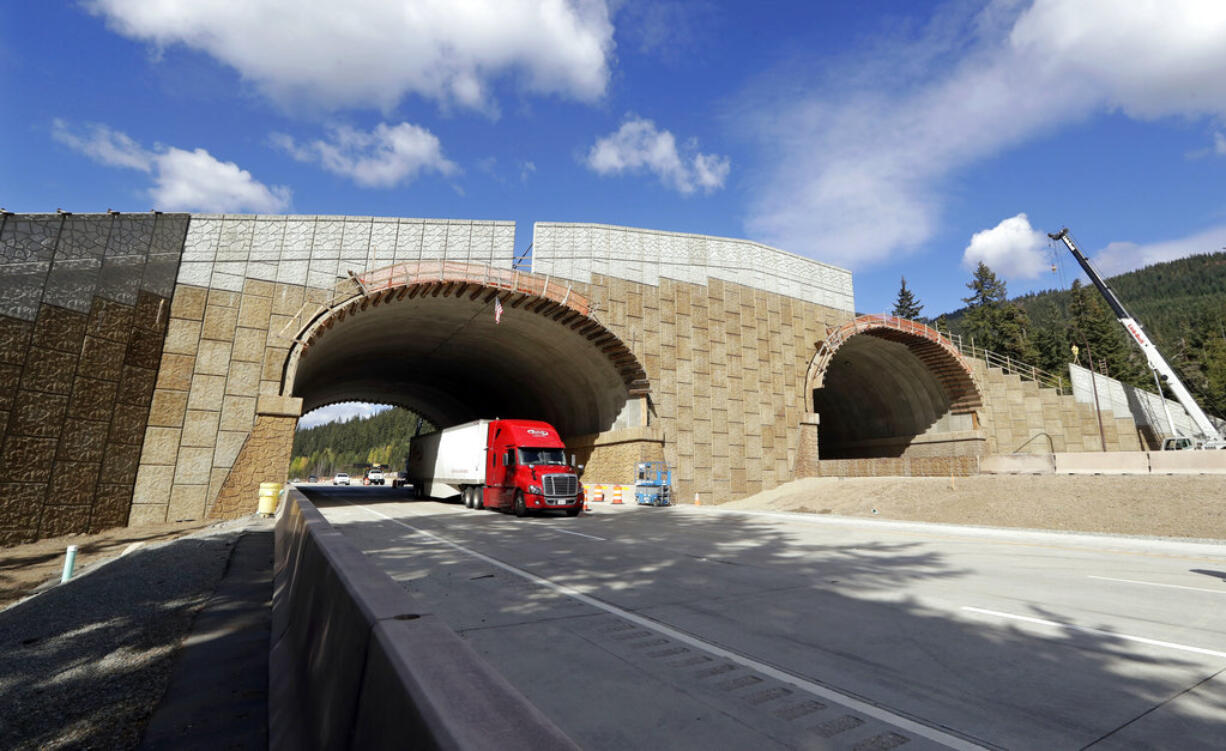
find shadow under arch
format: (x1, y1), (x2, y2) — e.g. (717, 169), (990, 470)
(279, 262), (650, 438)
(805, 315), (984, 459)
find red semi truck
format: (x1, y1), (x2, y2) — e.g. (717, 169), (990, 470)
(407, 419), (584, 517)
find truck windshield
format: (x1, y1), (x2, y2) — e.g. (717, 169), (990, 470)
(518, 447), (566, 466)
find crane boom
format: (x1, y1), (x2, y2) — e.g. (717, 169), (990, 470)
(1048, 228), (1223, 442)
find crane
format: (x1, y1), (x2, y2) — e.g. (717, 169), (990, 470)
(1048, 227), (1225, 448)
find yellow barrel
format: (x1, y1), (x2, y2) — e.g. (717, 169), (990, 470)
(258, 482), (282, 516)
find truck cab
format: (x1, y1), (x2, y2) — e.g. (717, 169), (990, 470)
(484, 419), (583, 517)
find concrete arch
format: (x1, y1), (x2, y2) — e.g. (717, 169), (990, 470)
(282, 262), (650, 439)
(806, 315), (983, 458)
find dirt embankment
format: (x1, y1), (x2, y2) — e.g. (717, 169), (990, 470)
(720, 474), (1226, 540)
(0, 520), (216, 610)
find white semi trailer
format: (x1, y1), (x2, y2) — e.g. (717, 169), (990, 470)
(406, 419), (488, 500)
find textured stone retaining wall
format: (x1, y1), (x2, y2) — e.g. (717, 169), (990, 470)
(0, 213), (187, 544)
(971, 360), (1142, 454)
(556, 273), (849, 503)
(812, 456), (981, 478)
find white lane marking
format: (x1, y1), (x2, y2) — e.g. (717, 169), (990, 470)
(545, 527), (607, 541)
(687, 507), (1226, 559)
(1088, 575), (1226, 595)
(348, 501), (987, 750)
(961, 607), (1226, 660)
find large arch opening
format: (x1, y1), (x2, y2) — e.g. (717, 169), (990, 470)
(806, 316), (983, 459)
(282, 262), (649, 441)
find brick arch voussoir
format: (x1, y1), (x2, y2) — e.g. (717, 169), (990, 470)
(279, 261), (650, 400)
(805, 314), (982, 414)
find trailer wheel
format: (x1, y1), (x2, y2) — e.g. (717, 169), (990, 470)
(513, 491), (527, 518)
(463, 487), (473, 508)
(474, 486), (484, 510)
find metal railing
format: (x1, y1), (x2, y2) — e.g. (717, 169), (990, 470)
(933, 327), (1067, 395)
(354, 260), (594, 317)
(812, 314), (963, 387)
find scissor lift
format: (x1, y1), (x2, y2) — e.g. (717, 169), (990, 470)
(634, 461), (672, 506)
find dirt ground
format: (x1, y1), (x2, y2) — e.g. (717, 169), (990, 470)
(721, 474), (1226, 541)
(0, 520), (217, 611)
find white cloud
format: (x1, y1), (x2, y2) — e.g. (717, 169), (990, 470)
(53, 120), (291, 212)
(586, 116), (730, 194)
(86, 0), (614, 114)
(1091, 224), (1226, 277)
(298, 402), (391, 429)
(962, 213), (1050, 280)
(273, 123), (457, 188)
(51, 119), (153, 171)
(743, 0), (1226, 269)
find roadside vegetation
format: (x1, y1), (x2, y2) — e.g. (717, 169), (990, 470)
(289, 407), (431, 479)
(910, 251), (1226, 417)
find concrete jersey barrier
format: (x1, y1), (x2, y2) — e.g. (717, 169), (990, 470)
(270, 489), (578, 750)
(980, 451), (1226, 475)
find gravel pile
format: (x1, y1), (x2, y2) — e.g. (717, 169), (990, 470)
(0, 520), (250, 751)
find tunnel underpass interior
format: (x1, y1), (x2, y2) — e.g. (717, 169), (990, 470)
(812, 333), (977, 459)
(286, 282), (645, 440)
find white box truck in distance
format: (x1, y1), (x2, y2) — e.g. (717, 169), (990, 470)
(407, 419), (584, 517)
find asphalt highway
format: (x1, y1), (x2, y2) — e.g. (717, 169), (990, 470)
(303, 486), (1226, 750)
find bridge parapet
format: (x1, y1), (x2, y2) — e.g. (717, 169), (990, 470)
(532, 222), (855, 312)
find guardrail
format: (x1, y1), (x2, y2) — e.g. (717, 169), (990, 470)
(271, 489), (577, 750)
(931, 326), (1068, 395)
(355, 260), (594, 317)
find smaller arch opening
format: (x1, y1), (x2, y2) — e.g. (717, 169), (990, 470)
(807, 316), (983, 460)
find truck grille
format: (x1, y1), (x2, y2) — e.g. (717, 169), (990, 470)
(543, 473), (578, 497)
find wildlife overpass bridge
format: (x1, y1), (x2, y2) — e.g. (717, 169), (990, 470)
(0, 213), (1143, 542)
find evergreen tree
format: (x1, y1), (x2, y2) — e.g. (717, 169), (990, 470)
(1203, 335), (1226, 417)
(1069, 280), (1142, 384)
(891, 276), (924, 319)
(960, 262), (1035, 360)
(995, 302), (1039, 364)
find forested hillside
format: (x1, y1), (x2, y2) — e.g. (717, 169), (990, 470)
(289, 407), (432, 479)
(923, 252), (1226, 416)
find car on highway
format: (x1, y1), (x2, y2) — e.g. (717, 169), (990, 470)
(365, 467), (384, 486)
(333, 472), (350, 486)
(308, 475), (318, 483)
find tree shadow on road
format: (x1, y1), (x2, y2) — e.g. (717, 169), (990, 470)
(310, 487), (1226, 750)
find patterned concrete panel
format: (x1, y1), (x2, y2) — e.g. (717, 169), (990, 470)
(0, 262), (52, 320)
(1, 214), (60, 263)
(533, 222), (855, 313)
(251, 217), (285, 260)
(97, 254), (146, 305)
(217, 215), (255, 261)
(108, 215), (155, 257)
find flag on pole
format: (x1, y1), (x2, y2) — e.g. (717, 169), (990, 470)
(494, 296), (503, 324)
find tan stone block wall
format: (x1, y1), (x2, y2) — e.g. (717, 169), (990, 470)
(570, 274), (849, 504)
(208, 414), (296, 519)
(132, 280), (301, 524)
(971, 360), (1143, 455)
(0, 292), (170, 545)
(568, 427), (666, 487)
(814, 456), (980, 478)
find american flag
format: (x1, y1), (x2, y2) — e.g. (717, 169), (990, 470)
(494, 296), (503, 324)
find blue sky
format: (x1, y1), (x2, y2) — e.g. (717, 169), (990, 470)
(5, 1), (1226, 423)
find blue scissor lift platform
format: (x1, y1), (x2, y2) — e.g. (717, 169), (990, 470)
(634, 461), (672, 506)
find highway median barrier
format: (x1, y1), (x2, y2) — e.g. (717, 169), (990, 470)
(272, 489), (578, 751)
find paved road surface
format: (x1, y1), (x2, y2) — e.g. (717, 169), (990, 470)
(303, 486), (1226, 750)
